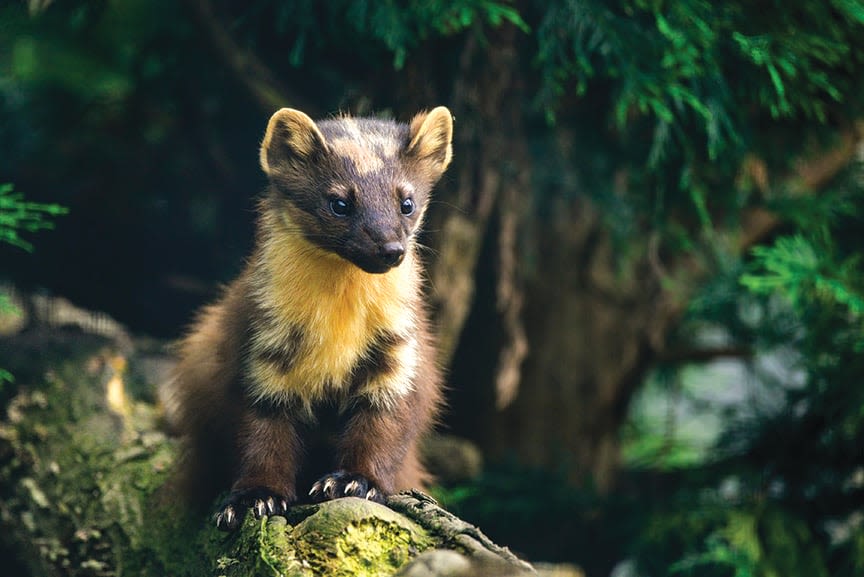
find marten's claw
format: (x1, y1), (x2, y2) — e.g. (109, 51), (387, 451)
(215, 488), (291, 531)
(215, 504), (239, 531)
(308, 471), (386, 503)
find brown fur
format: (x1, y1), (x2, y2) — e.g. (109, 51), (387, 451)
(160, 107), (452, 528)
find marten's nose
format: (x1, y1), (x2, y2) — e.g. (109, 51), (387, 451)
(379, 242), (405, 267)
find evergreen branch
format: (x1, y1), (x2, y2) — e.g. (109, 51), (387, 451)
(0, 367), (12, 390)
(741, 235), (864, 318)
(0, 184), (68, 253)
(343, 0), (529, 69)
(735, 122), (863, 253)
(653, 122), (862, 327)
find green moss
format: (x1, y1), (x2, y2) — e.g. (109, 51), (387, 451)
(0, 346), (208, 577)
(259, 516), (310, 577)
(289, 498), (435, 577)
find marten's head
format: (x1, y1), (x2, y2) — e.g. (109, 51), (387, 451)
(259, 107), (453, 274)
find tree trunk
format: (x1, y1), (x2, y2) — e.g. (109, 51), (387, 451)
(496, 198), (669, 489)
(417, 22), (529, 368)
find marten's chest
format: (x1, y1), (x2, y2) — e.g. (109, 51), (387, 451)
(244, 240), (419, 410)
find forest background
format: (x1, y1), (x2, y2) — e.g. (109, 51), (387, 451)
(2, 1), (864, 575)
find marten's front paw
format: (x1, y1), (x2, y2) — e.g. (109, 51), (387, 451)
(214, 488), (291, 531)
(308, 471), (385, 503)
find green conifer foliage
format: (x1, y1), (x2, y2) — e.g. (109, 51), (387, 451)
(0, 184), (67, 253)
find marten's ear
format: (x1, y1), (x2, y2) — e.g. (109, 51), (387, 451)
(260, 108), (329, 176)
(405, 106), (453, 174)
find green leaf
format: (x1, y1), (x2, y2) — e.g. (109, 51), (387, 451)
(0, 184), (68, 253)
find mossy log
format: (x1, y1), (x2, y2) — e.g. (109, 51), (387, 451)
(0, 327), (534, 577)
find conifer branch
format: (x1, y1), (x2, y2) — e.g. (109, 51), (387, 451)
(736, 122), (864, 253)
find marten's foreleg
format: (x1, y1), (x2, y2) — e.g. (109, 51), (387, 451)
(308, 384), (431, 503)
(214, 403), (303, 531)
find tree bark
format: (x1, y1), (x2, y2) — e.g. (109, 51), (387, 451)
(494, 198), (671, 489)
(419, 22), (530, 368)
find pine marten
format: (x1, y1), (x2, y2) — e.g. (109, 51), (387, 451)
(160, 106), (452, 531)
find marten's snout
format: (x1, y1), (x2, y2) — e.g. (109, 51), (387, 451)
(346, 234), (407, 274)
(379, 241), (405, 267)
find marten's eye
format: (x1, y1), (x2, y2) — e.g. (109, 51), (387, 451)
(400, 198), (416, 216)
(329, 197), (352, 217)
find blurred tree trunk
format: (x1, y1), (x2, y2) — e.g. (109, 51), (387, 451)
(490, 198), (671, 489)
(418, 22), (529, 371)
